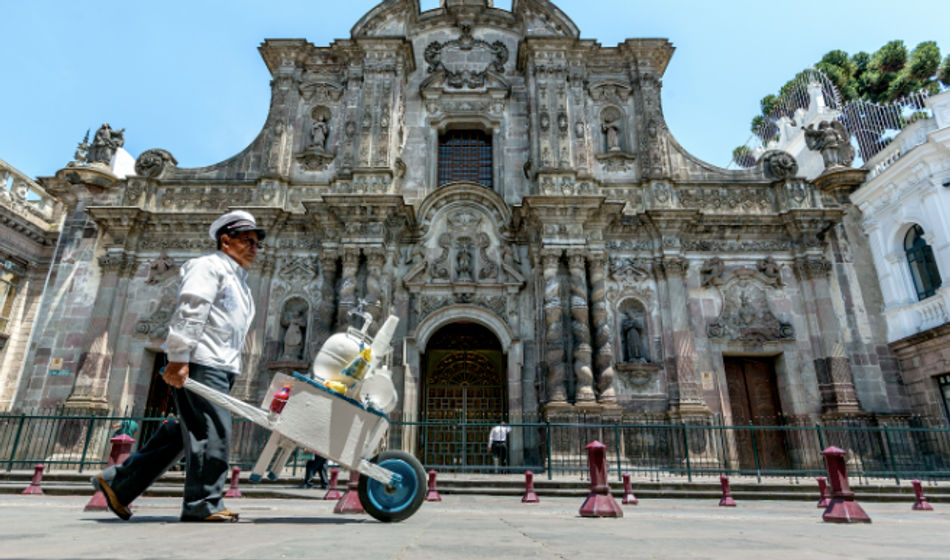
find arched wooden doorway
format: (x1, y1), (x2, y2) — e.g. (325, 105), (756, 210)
(421, 322), (506, 469)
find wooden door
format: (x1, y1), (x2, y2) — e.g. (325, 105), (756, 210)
(724, 357), (790, 471)
(422, 323), (505, 469)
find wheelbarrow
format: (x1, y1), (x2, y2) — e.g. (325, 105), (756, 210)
(183, 370), (425, 522)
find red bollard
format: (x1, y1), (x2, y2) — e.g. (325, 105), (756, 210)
(816, 476), (830, 508)
(718, 475), (736, 507)
(522, 470), (539, 503)
(621, 473), (638, 505)
(911, 479), (933, 511)
(224, 466), (243, 498)
(820, 446), (871, 523)
(425, 469), (442, 502)
(323, 467), (342, 500)
(86, 435), (135, 511)
(579, 441), (623, 517)
(22, 464), (45, 495)
(334, 471), (364, 514)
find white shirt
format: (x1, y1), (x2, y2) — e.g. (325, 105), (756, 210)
(489, 425), (511, 447)
(163, 251), (255, 374)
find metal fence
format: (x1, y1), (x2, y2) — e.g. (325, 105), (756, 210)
(3, 410), (949, 484)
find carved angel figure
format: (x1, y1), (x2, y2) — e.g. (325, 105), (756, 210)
(803, 120), (854, 169)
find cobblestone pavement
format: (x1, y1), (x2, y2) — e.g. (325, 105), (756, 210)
(2, 494), (947, 559)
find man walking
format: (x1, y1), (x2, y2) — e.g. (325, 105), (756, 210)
(92, 210), (264, 522)
(488, 420), (512, 471)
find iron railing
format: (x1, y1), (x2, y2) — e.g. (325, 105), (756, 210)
(2, 410), (949, 484)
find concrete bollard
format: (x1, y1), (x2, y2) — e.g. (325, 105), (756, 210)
(911, 479), (933, 511)
(323, 467), (342, 500)
(85, 435), (135, 511)
(224, 466), (243, 498)
(522, 470), (539, 503)
(22, 464), (45, 495)
(820, 446), (871, 523)
(334, 471), (364, 514)
(578, 441), (623, 518)
(621, 473), (638, 505)
(816, 476), (830, 508)
(425, 470), (442, 502)
(718, 475), (736, 507)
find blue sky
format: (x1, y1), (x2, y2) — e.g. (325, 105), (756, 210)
(1, 0), (947, 179)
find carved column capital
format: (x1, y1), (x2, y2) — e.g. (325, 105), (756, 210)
(661, 255), (689, 276)
(795, 256), (832, 279)
(567, 251), (587, 269)
(540, 248), (563, 269)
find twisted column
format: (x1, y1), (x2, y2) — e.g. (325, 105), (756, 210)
(588, 254), (616, 403)
(541, 250), (566, 403)
(364, 248), (386, 328)
(337, 248), (360, 328)
(317, 252), (338, 341)
(568, 252), (595, 402)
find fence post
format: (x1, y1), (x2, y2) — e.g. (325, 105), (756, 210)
(7, 413), (27, 472)
(749, 421), (762, 484)
(77, 416), (98, 474)
(614, 422), (622, 482)
(545, 420), (552, 480)
(815, 422), (825, 452)
(680, 421), (692, 483)
(881, 423), (900, 485)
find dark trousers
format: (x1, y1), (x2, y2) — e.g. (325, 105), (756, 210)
(101, 363), (235, 519)
(491, 441), (508, 466)
(304, 455), (328, 487)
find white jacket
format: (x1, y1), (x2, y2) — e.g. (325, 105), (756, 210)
(163, 251), (255, 374)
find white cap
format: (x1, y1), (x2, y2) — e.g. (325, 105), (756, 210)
(208, 210), (266, 241)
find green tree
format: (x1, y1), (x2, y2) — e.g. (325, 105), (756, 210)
(734, 40), (946, 167)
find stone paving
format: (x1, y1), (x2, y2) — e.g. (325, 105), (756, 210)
(2, 493), (947, 559)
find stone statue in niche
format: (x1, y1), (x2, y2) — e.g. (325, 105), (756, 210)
(310, 115), (329, 151)
(456, 243), (473, 282)
(279, 301), (308, 361)
(602, 108), (622, 152)
(803, 120), (854, 169)
(87, 123), (125, 164)
(621, 311), (648, 363)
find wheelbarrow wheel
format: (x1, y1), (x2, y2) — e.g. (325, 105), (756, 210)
(358, 450), (426, 522)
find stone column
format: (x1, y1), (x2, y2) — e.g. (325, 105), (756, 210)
(337, 247), (360, 328)
(364, 248), (386, 328)
(588, 254), (616, 403)
(541, 250), (567, 404)
(316, 252), (338, 342)
(661, 255), (706, 416)
(568, 251), (595, 403)
(795, 255), (860, 414)
(64, 250), (133, 412)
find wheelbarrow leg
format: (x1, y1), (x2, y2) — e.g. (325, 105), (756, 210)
(250, 432), (284, 482)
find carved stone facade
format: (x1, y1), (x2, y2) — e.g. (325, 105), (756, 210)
(1, 1), (909, 431)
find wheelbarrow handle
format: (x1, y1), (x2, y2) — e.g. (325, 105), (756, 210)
(183, 377), (274, 429)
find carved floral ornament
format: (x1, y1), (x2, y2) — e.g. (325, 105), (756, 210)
(134, 149), (177, 179)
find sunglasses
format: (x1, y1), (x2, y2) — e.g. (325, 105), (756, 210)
(228, 234), (263, 249)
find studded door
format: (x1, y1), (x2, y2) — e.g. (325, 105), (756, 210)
(422, 323), (505, 469)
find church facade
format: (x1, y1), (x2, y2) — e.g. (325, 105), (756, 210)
(3, 0), (911, 459)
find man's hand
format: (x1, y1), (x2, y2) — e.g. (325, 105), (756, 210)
(163, 362), (189, 388)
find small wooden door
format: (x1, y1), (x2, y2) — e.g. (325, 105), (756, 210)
(724, 357), (790, 471)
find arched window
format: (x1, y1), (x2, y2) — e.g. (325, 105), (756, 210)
(904, 224), (942, 300)
(438, 130), (492, 188)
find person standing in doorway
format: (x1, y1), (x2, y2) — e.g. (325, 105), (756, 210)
(488, 420), (512, 472)
(91, 210), (264, 522)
